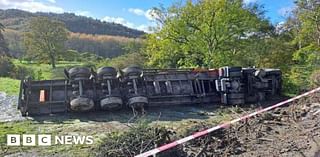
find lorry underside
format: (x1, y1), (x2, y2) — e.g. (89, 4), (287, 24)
(18, 66), (281, 116)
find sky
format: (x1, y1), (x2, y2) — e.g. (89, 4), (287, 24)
(0, 0), (295, 32)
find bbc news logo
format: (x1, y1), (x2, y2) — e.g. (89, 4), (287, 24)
(7, 134), (94, 146)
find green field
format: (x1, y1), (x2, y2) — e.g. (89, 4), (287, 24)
(0, 60), (85, 96)
(0, 77), (20, 95)
(13, 60), (84, 80)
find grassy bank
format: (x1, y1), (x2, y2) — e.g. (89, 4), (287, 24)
(12, 60), (83, 80)
(0, 77), (20, 95)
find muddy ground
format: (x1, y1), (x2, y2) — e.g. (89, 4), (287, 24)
(177, 93), (320, 157)
(1, 90), (319, 157)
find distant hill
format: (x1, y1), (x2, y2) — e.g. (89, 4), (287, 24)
(0, 9), (145, 38)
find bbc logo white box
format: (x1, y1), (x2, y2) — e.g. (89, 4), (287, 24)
(22, 134), (36, 146)
(38, 134), (51, 146)
(7, 134), (20, 146)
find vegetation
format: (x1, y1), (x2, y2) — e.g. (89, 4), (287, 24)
(144, 0), (320, 94)
(1, 0), (319, 95)
(0, 9), (145, 38)
(24, 17), (68, 68)
(0, 77), (20, 95)
(0, 22), (9, 56)
(145, 0), (270, 68)
(94, 121), (175, 157)
(66, 33), (143, 58)
(3, 29), (143, 59)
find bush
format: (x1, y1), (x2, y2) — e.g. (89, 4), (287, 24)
(310, 69), (320, 87)
(0, 56), (15, 77)
(10, 65), (35, 79)
(94, 121), (178, 157)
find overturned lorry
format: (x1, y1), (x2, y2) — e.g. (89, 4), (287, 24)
(17, 66), (282, 116)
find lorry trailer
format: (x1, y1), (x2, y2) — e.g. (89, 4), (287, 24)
(17, 66), (282, 116)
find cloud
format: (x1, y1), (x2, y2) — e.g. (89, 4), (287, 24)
(136, 24), (153, 33)
(243, 0), (258, 4)
(102, 16), (135, 28)
(102, 16), (154, 33)
(0, 0), (64, 13)
(278, 6), (294, 17)
(128, 8), (157, 21)
(128, 8), (145, 16)
(47, 0), (55, 3)
(75, 10), (91, 17)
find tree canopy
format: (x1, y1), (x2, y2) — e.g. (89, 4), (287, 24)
(0, 22), (9, 57)
(24, 17), (68, 68)
(145, 0), (271, 68)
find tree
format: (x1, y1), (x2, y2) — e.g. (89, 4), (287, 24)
(145, 0), (271, 68)
(24, 17), (68, 68)
(0, 22), (9, 57)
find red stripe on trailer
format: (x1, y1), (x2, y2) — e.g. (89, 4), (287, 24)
(135, 87), (320, 157)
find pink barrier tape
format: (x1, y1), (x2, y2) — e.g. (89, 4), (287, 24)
(135, 87), (320, 157)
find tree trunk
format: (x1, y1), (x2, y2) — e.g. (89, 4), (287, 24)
(50, 53), (56, 69)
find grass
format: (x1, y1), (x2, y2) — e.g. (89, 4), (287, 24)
(0, 120), (95, 156)
(0, 77), (20, 95)
(0, 121), (37, 155)
(12, 60), (84, 80)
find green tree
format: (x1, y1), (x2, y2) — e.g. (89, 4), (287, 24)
(284, 0), (320, 92)
(0, 22), (9, 57)
(145, 0), (270, 68)
(24, 17), (68, 68)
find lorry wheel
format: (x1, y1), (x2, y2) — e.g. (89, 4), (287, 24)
(122, 66), (142, 77)
(70, 97), (95, 112)
(100, 96), (123, 110)
(68, 67), (91, 79)
(97, 67), (117, 78)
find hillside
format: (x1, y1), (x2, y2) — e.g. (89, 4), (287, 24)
(0, 9), (145, 38)
(3, 29), (143, 58)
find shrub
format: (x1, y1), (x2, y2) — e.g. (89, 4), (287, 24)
(10, 65), (35, 79)
(0, 56), (15, 77)
(94, 121), (178, 157)
(310, 69), (320, 87)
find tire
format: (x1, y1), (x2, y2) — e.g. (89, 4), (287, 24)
(122, 66), (142, 77)
(97, 67), (117, 78)
(70, 97), (94, 112)
(100, 96), (123, 110)
(68, 67), (91, 79)
(127, 96), (148, 107)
